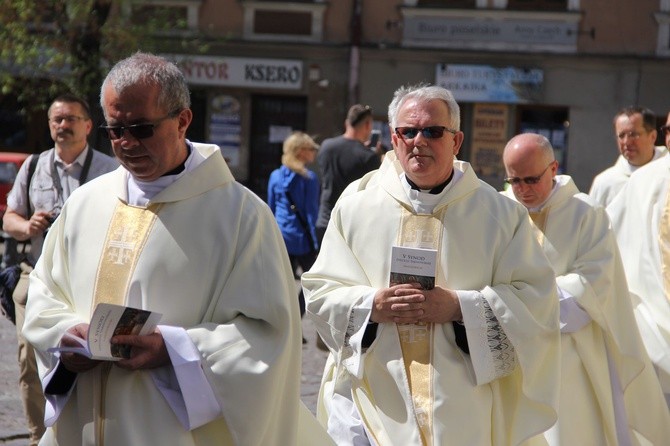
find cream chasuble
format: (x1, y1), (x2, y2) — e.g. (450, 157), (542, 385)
(607, 155), (670, 401)
(305, 155), (561, 446)
(23, 143), (333, 446)
(589, 147), (667, 208)
(505, 176), (670, 445)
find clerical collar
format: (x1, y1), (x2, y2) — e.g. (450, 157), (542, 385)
(128, 141), (203, 206)
(527, 179), (559, 212)
(405, 171), (454, 194)
(161, 144), (192, 177)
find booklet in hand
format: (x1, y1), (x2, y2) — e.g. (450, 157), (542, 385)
(48, 303), (162, 361)
(389, 245), (437, 290)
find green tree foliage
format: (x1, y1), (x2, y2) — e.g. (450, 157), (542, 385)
(0, 0), (201, 116)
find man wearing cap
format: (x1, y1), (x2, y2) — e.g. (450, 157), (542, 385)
(315, 104), (381, 244)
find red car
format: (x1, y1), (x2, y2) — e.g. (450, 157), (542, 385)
(0, 152), (30, 219)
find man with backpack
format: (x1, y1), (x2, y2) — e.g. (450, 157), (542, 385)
(2, 94), (117, 445)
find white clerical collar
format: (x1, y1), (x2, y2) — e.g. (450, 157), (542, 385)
(527, 178), (560, 212)
(399, 169), (463, 214)
(127, 141), (205, 206)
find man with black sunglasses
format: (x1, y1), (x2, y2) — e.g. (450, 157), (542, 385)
(502, 133), (670, 445)
(21, 53), (331, 445)
(304, 84), (561, 445)
(2, 93), (117, 446)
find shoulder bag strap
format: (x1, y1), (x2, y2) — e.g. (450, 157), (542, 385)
(25, 154), (39, 217)
(285, 190), (317, 251)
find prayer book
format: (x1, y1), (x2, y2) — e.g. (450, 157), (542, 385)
(47, 303), (162, 361)
(389, 246), (437, 290)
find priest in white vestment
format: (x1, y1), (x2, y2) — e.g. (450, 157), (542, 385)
(502, 133), (670, 446)
(607, 112), (670, 407)
(22, 53), (332, 446)
(589, 106), (666, 207)
(303, 84), (561, 446)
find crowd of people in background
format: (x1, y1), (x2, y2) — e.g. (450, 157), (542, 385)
(3, 51), (670, 445)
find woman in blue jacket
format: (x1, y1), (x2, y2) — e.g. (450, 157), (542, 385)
(268, 131), (320, 319)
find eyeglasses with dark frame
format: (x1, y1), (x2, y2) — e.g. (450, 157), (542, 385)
(504, 162), (554, 186)
(394, 126), (458, 142)
(99, 110), (182, 140)
(660, 125), (670, 136)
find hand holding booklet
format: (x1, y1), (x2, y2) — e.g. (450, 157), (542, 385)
(48, 303), (162, 361)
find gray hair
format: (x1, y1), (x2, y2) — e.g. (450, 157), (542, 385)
(100, 52), (191, 117)
(387, 84), (460, 130)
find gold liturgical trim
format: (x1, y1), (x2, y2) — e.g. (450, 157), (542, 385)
(395, 209), (444, 445)
(659, 188), (670, 304)
(529, 208), (550, 246)
(92, 202), (162, 310)
(91, 201), (162, 446)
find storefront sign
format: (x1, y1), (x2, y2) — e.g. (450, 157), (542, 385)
(436, 64), (543, 103)
(404, 16), (577, 47)
(167, 54), (303, 90)
(470, 104), (510, 187)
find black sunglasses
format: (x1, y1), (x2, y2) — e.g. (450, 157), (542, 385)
(395, 126), (458, 140)
(99, 110), (181, 140)
(504, 163), (553, 186)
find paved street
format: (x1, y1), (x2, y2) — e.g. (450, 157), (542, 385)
(0, 312), (329, 444)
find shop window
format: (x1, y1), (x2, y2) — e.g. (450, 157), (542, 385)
(242, 1), (327, 43)
(254, 11), (312, 35)
(507, 0), (567, 11)
(517, 105), (570, 171)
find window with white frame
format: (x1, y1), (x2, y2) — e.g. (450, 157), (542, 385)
(241, 1), (327, 43)
(125, 0), (201, 32)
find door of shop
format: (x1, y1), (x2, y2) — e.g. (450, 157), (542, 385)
(249, 94), (307, 201)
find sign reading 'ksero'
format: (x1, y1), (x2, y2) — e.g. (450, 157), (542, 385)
(165, 54), (303, 90)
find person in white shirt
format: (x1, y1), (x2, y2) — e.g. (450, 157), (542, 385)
(607, 111), (670, 407)
(589, 106), (666, 207)
(503, 132), (670, 446)
(22, 52), (331, 446)
(303, 84), (560, 445)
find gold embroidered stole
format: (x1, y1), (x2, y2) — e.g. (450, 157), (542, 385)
(395, 208), (444, 445)
(659, 187), (670, 304)
(91, 202), (162, 446)
(529, 208), (550, 246)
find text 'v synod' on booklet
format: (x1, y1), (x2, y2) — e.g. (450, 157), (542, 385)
(48, 303), (162, 361)
(390, 246), (437, 290)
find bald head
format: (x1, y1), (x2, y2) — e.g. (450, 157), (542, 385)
(502, 133), (558, 209)
(503, 133), (555, 167)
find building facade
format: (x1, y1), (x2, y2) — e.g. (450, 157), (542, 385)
(4, 0), (670, 195)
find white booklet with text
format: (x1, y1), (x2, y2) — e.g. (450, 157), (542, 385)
(48, 303), (162, 361)
(389, 245), (438, 290)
